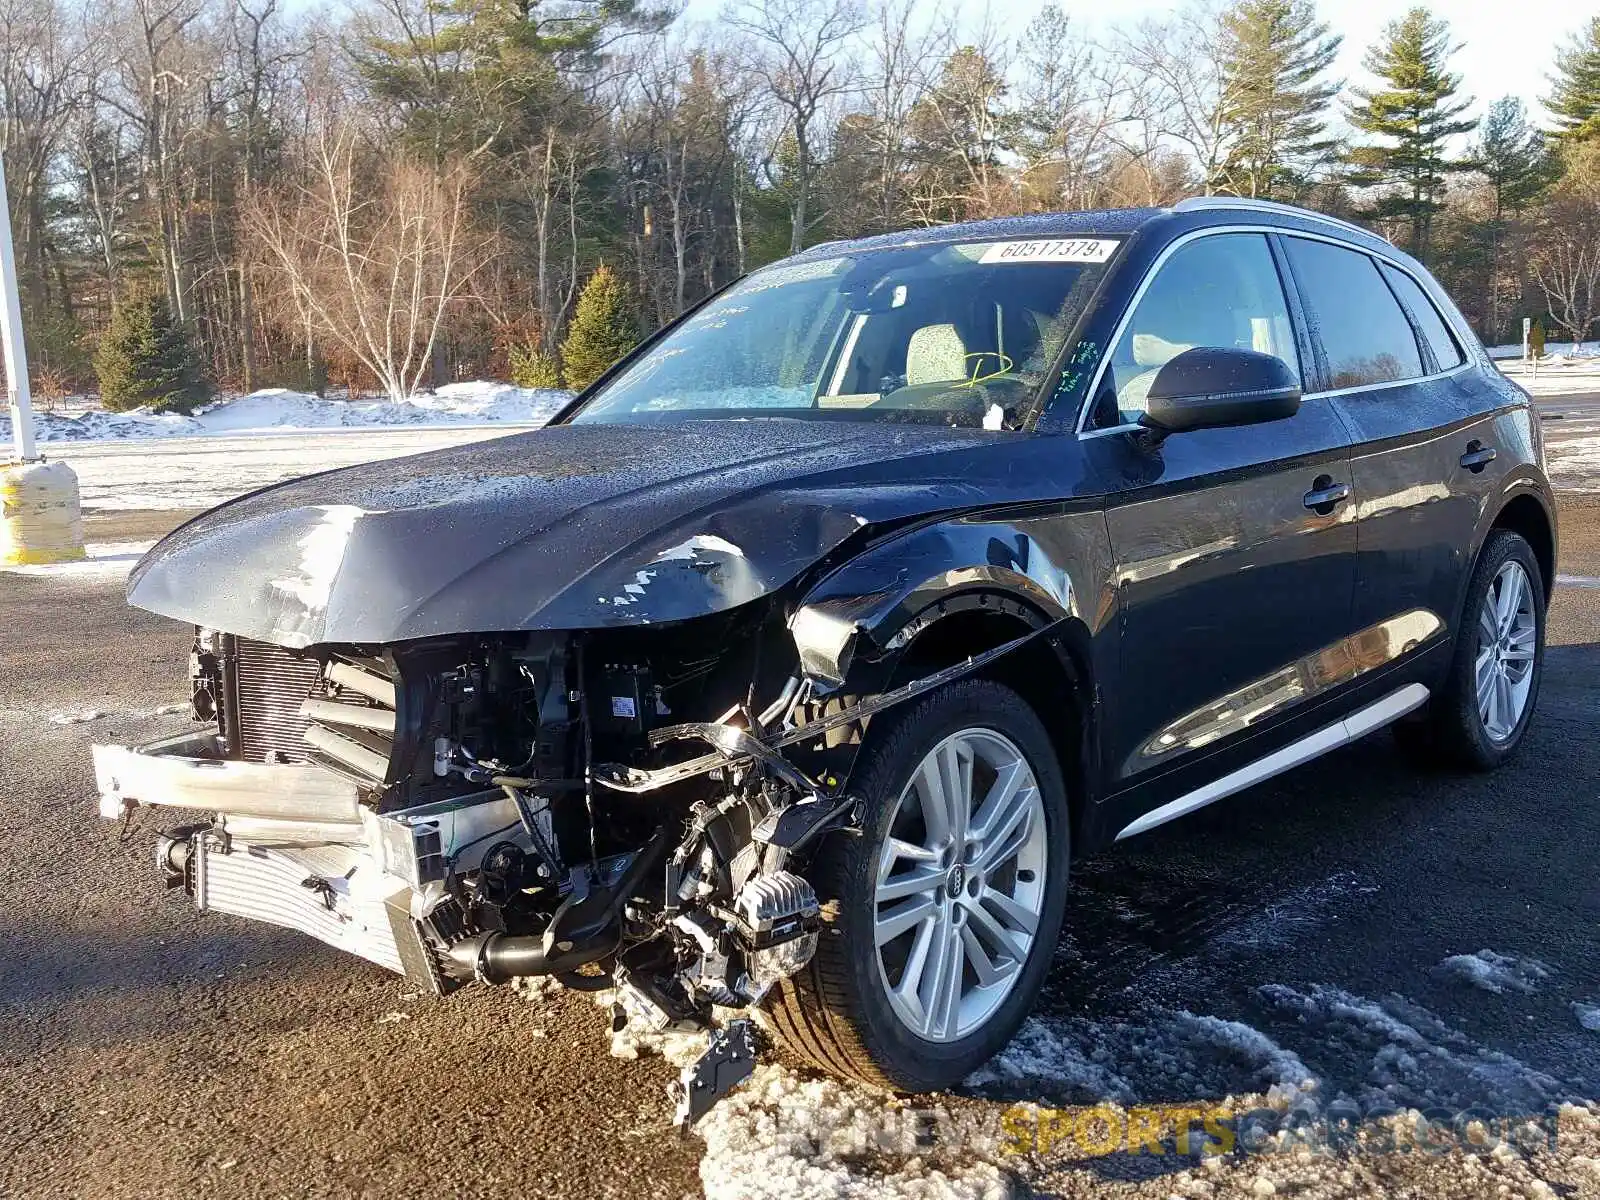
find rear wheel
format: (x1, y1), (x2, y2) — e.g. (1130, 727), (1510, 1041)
(767, 678), (1070, 1091)
(1395, 529), (1545, 770)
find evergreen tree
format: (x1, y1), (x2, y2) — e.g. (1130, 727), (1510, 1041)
(1477, 97), (1556, 216)
(1345, 7), (1476, 261)
(94, 292), (211, 414)
(508, 339), (563, 389)
(1548, 17), (1600, 143)
(1216, 0), (1343, 200)
(1474, 97), (1556, 342)
(356, 0), (666, 162)
(559, 266), (639, 390)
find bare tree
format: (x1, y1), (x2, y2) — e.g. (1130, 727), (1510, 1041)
(904, 20), (1017, 221)
(0, 0), (89, 307)
(248, 130), (485, 401)
(849, 0), (934, 231)
(1530, 147), (1600, 352)
(1118, 2), (1233, 196)
(727, 0), (865, 253)
(1014, 3), (1126, 212)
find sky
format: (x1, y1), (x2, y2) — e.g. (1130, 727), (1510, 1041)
(1042, 0), (1586, 120)
(683, 0), (1591, 127)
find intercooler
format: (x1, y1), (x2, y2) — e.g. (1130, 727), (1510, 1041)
(227, 636), (323, 763)
(190, 831), (412, 976)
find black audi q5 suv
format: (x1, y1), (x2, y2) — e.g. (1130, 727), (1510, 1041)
(102, 196), (1554, 1108)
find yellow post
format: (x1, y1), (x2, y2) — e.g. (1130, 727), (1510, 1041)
(0, 151), (84, 565)
(1, 460), (85, 564)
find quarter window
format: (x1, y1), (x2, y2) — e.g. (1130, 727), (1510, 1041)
(1283, 237), (1423, 389)
(1095, 233), (1299, 428)
(1380, 263), (1465, 371)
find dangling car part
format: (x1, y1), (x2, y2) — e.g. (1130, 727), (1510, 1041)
(94, 200), (1555, 1121)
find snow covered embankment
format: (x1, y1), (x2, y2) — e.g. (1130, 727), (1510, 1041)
(0, 382), (571, 444)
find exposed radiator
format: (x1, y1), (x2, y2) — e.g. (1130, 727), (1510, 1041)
(228, 637), (323, 764)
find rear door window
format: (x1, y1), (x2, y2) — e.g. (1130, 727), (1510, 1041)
(1283, 237), (1423, 390)
(1380, 263), (1465, 371)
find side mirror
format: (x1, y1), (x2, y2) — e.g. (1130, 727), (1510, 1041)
(1138, 347), (1301, 438)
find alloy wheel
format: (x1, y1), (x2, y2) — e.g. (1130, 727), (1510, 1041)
(872, 728), (1048, 1042)
(1475, 560), (1537, 742)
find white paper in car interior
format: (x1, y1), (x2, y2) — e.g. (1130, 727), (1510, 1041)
(979, 238), (1119, 265)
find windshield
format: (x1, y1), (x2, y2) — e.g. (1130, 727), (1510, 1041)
(566, 237), (1119, 431)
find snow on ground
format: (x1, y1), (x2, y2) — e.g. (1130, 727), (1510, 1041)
(0, 540), (155, 577)
(1576, 1004), (1600, 1033)
(1548, 434), (1600, 493)
(45, 427), (528, 512)
(0, 382), (569, 444)
(47, 709), (104, 724)
(509, 949), (1592, 1200)
(967, 1010), (1316, 1109)
(1435, 950), (1553, 995)
(1496, 357), (1600, 396)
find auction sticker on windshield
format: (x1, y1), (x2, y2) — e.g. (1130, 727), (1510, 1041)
(979, 238), (1119, 264)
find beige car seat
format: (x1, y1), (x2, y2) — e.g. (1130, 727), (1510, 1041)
(905, 323), (968, 385)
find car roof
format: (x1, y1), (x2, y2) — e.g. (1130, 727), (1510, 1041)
(786, 197), (1406, 270)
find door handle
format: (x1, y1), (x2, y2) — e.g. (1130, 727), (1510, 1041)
(1460, 441), (1497, 472)
(1303, 476), (1350, 514)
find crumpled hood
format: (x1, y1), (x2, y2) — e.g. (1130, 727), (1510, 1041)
(126, 420), (1011, 646)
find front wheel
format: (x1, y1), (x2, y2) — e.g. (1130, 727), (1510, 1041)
(1396, 529), (1545, 770)
(767, 678), (1070, 1091)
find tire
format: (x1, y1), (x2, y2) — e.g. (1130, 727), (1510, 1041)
(1395, 529), (1545, 771)
(767, 677), (1070, 1092)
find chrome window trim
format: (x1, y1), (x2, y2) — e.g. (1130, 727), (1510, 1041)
(1073, 222), (1482, 439)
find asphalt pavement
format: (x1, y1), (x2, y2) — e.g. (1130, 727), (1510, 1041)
(2, 423), (1598, 1198)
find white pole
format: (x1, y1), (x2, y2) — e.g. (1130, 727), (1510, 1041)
(0, 153), (37, 462)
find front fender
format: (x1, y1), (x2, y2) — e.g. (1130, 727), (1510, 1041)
(790, 505), (1116, 690)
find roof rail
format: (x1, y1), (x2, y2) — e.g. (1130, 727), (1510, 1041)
(1172, 196), (1379, 241)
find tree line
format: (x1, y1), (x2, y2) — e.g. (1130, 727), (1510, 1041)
(10, 0), (1600, 408)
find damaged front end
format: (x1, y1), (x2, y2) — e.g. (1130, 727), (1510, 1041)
(96, 604), (951, 1120)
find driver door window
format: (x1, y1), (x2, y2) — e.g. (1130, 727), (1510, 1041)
(1096, 233), (1299, 428)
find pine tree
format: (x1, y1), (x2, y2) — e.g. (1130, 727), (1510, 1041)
(559, 266), (640, 390)
(1548, 17), (1600, 144)
(508, 339), (563, 390)
(94, 292), (211, 414)
(1345, 7), (1476, 261)
(1477, 97), (1555, 217)
(1474, 97), (1556, 344)
(1216, 0), (1343, 200)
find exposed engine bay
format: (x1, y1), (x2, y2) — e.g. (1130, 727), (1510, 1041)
(96, 607), (1045, 1121)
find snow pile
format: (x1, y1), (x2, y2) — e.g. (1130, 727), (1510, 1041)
(967, 1010), (1317, 1109)
(0, 382), (570, 444)
(1257, 983), (1566, 1112)
(1435, 950), (1552, 995)
(696, 1064), (1011, 1200)
(1489, 342), (1600, 360)
(48, 709), (104, 725)
(1497, 357), (1600, 396)
(1575, 1003), (1600, 1033)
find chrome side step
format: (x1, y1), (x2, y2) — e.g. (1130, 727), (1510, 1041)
(1114, 682), (1430, 841)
